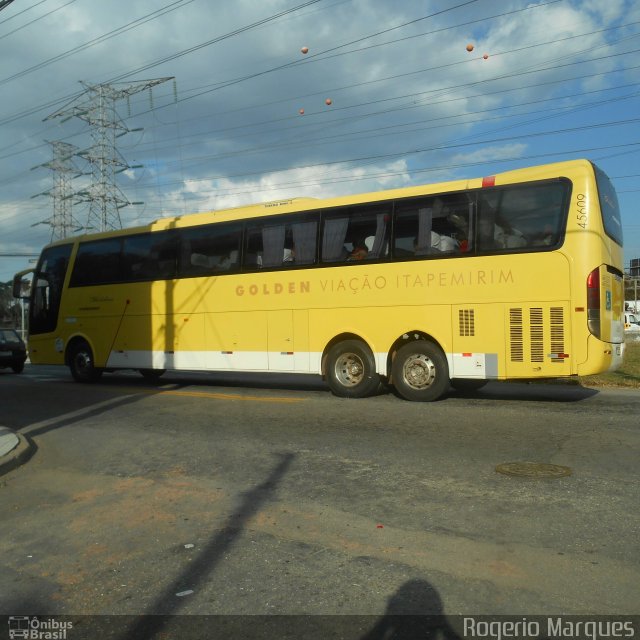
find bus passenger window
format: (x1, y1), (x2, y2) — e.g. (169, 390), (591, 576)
(476, 182), (568, 252)
(180, 223), (242, 277)
(322, 204), (390, 264)
(477, 197), (526, 251)
(394, 195), (469, 257)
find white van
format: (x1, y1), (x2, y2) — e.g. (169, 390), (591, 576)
(624, 312), (640, 333)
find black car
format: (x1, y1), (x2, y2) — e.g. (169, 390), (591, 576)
(0, 329), (27, 373)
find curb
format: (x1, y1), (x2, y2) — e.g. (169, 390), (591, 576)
(0, 430), (36, 478)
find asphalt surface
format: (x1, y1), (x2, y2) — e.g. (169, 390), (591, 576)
(0, 363), (639, 637)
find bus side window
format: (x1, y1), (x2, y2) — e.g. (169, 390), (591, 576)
(122, 231), (178, 281)
(322, 204), (390, 263)
(180, 223), (242, 276)
(70, 238), (122, 286)
(478, 182), (568, 252)
(394, 196), (468, 257)
(282, 219), (317, 266)
(477, 196), (526, 251)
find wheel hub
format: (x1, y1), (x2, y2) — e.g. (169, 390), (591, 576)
(335, 353), (364, 386)
(75, 352), (91, 372)
(403, 354), (436, 389)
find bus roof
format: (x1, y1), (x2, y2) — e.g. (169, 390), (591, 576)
(42, 158), (595, 245)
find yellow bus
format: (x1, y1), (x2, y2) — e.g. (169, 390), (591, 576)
(14, 158), (625, 401)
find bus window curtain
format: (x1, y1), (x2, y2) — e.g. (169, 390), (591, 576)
(415, 208), (433, 255)
(261, 225), (286, 267)
(369, 213), (388, 258)
(322, 217), (349, 261)
(292, 221), (317, 264)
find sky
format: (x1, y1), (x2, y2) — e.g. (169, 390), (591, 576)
(0, 0), (639, 283)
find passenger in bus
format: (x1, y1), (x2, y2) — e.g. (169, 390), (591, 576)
(413, 233), (458, 255)
(478, 208), (526, 250)
(494, 224), (526, 248)
(348, 240), (369, 260)
(447, 212), (470, 251)
(532, 224), (556, 246)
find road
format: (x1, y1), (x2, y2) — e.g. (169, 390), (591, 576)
(0, 364), (638, 630)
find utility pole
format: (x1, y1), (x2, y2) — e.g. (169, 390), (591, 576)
(45, 78), (173, 232)
(31, 140), (82, 240)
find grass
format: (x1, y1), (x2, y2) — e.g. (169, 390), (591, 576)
(580, 340), (640, 389)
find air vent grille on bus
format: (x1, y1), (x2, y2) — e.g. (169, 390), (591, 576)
(550, 306), (565, 363)
(458, 309), (475, 336)
(530, 307), (544, 362)
(509, 305), (567, 365)
(509, 308), (524, 362)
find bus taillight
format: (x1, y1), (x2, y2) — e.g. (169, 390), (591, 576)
(587, 267), (601, 338)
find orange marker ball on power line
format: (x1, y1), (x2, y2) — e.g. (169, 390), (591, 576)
(299, 108), (305, 115)
(483, 53), (489, 59)
(325, 98), (332, 105)
(466, 43), (474, 52)
(301, 46), (309, 54)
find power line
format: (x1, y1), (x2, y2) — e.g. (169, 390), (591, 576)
(0, 0), (19, 15)
(2, 13), (638, 170)
(106, 0), (328, 83)
(0, 0), (77, 40)
(0, 0), (193, 88)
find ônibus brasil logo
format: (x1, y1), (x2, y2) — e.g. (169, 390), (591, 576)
(8, 617), (73, 640)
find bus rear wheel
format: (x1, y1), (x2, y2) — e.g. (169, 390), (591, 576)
(68, 341), (103, 383)
(326, 339), (380, 398)
(392, 340), (449, 402)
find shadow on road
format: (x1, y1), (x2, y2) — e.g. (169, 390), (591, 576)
(360, 579), (460, 640)
(102, 371), (601, 404)
(122, 452), (295, 640)
(451, 381), (599, 403)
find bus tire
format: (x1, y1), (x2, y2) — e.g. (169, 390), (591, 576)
(392, 340), (449, 402)
(68, 341), (103, 383)
(451, 379), (488, 392)
(139, 368), (166, 380)
(326, 339), (380, 398)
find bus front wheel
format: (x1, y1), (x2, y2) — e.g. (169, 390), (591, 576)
(392, 340), (449, 402)
(68, 341), (103, 383)
(326, 339), (380, 398)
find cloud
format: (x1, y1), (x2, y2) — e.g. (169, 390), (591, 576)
(157, 159), (411, 217)
(1, 0), (638, 280)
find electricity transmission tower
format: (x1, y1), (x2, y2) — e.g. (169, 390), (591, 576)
(31, 140), (82, 241)
(45, 78), (173, 232)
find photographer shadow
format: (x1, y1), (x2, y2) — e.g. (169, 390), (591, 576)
(361, 579), (460, 640)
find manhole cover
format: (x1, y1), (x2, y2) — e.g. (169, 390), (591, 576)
(495, 462), (572, 478)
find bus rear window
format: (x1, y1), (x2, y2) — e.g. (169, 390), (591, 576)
(594, 164), (623, 246)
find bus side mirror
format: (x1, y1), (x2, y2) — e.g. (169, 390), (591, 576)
(12, 269), (33, 299)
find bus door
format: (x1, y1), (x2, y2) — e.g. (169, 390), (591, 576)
(266, 310), (310, 372)
(268, 310), (294, 371)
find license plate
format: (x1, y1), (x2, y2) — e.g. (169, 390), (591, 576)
(0, 351), (11, 356)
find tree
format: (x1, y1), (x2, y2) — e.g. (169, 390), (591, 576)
(0, 281), (21, 328)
